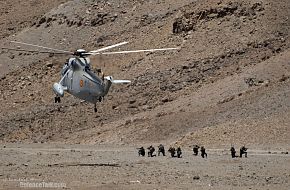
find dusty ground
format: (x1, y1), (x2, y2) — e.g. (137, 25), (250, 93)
(0, 0), (290, 189)
(0, 143), (289, 190)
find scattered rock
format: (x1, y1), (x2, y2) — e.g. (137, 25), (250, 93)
(279, 75), (289, 82)
(37, 17), (46, 26)
(45, 62), (53, 68)
(95, 35), (108, 44)
(161, 97), (169, 103)
(7, 27), (15, 31)
(8, 53), (15, 59)
(244, 77), (264, 87)
(218, 95), (235, 104)
(128, 105), (137, 109)
(193, 176), (200, 180)
(129, 99), (136, 104)
(125, 120), (131, 125)
(91, 13), (110, 26)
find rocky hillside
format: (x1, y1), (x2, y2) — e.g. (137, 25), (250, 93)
(0, 0), (289, 149)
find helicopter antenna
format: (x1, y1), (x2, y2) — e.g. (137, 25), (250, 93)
(10, 41), (73, 54)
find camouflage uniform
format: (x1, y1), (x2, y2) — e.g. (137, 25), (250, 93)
(168, 147), (176, 157)
(240, 146), (248, 158)
(147, 145), (155, 157)
(193, 145), (200, 156)
(138, 147), (145, 156)
(200, 146), (207, 158)
(176, 147), (182, 158)
(230, 146), (236, 158)
(158, 144), (165, 156)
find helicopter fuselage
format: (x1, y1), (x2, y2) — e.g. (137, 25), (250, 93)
(53, 57), (111, 104)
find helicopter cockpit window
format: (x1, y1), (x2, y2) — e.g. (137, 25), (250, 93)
(61, 63), (69, 76)
(81, 58), (91, 71)
(61, 58), (74, 76)
(67, 58), (76, 68)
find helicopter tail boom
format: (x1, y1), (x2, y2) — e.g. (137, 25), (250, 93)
(104, 76), (131, 84)
(102, 76), (131, 97)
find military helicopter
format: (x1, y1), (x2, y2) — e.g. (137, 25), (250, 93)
(3, 41), (179, 112)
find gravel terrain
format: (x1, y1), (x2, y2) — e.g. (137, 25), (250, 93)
(0, 143), (289, 190)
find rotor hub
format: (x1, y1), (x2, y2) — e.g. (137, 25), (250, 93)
(74, 49), (88, 57)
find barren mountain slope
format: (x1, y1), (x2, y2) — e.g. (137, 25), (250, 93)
(0, 0), (69, 39)
(0, 0), (289, 149)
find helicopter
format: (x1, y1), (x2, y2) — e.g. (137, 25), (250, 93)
(2, 41), (179, 112)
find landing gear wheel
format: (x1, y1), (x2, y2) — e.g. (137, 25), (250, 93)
(99, 97), (102, 102)
(54, 97), (61, 103)
(94, 107), (98, 112)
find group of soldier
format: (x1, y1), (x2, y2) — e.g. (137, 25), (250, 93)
(168, 146), (182, 158)
(192, 145), (207, 158)
(138, 144), (171, 157)
(137, 144), (248, 158)
(230, 145), (248, 158)
(137, 144), (207, 158)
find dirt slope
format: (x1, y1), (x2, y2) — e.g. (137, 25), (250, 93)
(0, 0), (69, 39)
(0, 0), (290, 149)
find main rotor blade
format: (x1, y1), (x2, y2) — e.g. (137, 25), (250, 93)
(10, 41), (73, 54)
(89, 47), (180, 55)
(89, 41), (128, 53)
(1, 47), (72, 55)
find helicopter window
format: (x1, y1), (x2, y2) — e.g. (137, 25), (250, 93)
(61, 64), (69, 76)
(68, 58), (76, 67)
(77, 58), (87, 67)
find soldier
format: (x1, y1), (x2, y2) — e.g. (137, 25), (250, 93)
(168, 147), (176, 157)
(193, 145), (200, 156)
(200, 146), (207, 158)
(176, 147), (182, 158)
(230, 146), (236, 158)
(172, 18), (182, 34)
(240, 146), (248, 158)
(158, 144), (165, 156)
(147, 145), (156, 157)
(137, 147), (145, 157)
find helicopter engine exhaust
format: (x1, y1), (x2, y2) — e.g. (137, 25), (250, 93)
(53, 83), (64, 97)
